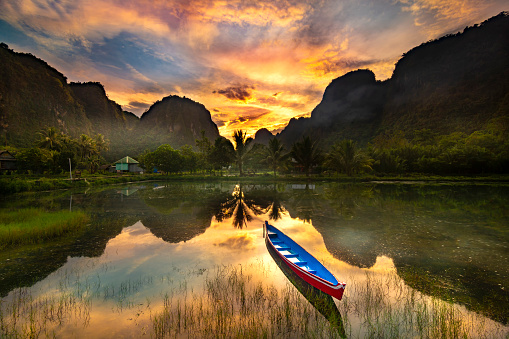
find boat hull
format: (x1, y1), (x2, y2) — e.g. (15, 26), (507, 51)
(266, 240), (346, 336)
(264, 221), (345, 300)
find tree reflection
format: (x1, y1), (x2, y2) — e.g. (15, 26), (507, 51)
(212, 184), (289, 228)
(323, 184), (377, 219)
(265, 184), (287, 221)
(214, 184), (265, 228)
(287, 184), (318, 223)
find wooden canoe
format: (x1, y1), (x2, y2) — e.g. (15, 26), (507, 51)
(264, 221), (346, 300)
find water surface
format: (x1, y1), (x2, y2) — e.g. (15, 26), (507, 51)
(0, 182), (507, 337)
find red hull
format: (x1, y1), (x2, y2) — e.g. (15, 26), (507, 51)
(264, 222), (346, 300)
(270, 240), (345, 300)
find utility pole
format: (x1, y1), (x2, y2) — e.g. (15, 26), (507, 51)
(69, 158), (72, 180)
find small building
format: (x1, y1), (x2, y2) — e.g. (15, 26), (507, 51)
(0, 150), (17, 171)
(114, 156), (143, 173)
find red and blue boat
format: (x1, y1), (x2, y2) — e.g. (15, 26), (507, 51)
(264, 221), (346, 300)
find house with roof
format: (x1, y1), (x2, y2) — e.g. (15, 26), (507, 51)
(114, 156), (143, 173)
(0, 150), (17, 171)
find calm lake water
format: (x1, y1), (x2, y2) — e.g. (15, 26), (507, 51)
(0, 181), (508, 338)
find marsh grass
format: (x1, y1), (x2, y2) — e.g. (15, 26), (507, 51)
(0, 262), (507, 338)
(0, 208), (90, 249)
(152, 264), (341, 338)
(0, 286), (92, 338)
(152, 265), (507, 339)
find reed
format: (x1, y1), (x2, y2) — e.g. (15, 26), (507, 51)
(0, 208), (90, 249)
(152, 264), (341, 338)
(1, 262), (507, 338)
(151, 264), (508, 339)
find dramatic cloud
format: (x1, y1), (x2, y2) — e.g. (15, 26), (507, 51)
(213, 84), (255, 102)
(0, 0), (506, 138)
(126, 101), (151, 111)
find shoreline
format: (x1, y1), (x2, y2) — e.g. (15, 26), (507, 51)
(1, 173), (509, 194)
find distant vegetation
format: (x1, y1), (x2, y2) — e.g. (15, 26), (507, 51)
(3, 123), (508, 182)
(5, 127), (110, 175)
(138, 126), (509, 177)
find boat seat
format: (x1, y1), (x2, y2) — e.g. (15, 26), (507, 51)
(272, 240), (283, 245)
(308, 270), (317, 274)
(294, 261), (308, 266)
(268, 233), (278, 238)
(284, 253), (299, 258)
(276, 246), (291, 251)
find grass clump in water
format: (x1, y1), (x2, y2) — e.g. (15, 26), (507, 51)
(152, 264), (345, 338)
(0, 208), (90, 249)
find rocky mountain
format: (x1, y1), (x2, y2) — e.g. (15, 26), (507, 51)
(277, 12), (509, 148)
(70, 82), (139, 136)
(0, 43), (92, 147)
(0, 43), (220, 160)
(253, 128), (274, 145)
(138, 95), (219, 148)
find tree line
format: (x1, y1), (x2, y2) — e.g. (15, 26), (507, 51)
(5, 122), (508, 177)
(139, 123), (509, 176)
(5, 127), (109, 174)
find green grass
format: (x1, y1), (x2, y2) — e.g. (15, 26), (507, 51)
(0, 208), (90, 249)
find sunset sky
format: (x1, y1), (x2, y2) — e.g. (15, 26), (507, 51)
(0, 0), (506, 138)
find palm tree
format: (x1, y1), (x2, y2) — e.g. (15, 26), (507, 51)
(94, 134), (109, 153)
(326, 140), (372, 176)
(232, 130), (253, 176)
(291, 136), (323, 177)
(265, 138), (289, 177)
(78, 134), (96, 163)
(38, 127), (61, 151)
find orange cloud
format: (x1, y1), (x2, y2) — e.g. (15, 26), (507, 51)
(213, 84), (255, 103)
(397, 0), (508, 38)
(1, 0), (506, 139)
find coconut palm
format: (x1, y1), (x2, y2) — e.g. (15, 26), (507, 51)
(290, 136), (323, 177)
(265, 137), (289, 177)
(78, 134), (96, 162)
(326, 140), (372, 176)
(232, 130), (253, 176)
(94, 134), (109, 153)
(38, 127), (61, 151)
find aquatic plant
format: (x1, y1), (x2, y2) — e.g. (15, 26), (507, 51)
(1, 262), (507, 338)
(0, 208), (90, 248)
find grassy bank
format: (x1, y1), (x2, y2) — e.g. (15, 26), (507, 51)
(0, 208), (90, 249)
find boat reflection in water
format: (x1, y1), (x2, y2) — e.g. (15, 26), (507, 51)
(265, 233), (346, 338)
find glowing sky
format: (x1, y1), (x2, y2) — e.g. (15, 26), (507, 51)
(0, 0), (506, 138)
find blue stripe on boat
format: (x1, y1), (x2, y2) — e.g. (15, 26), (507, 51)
(265, 222), (339, 286)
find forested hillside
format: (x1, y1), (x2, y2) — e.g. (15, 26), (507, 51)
(0, 43), (92, 146)
(0, 44), (220, 161)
